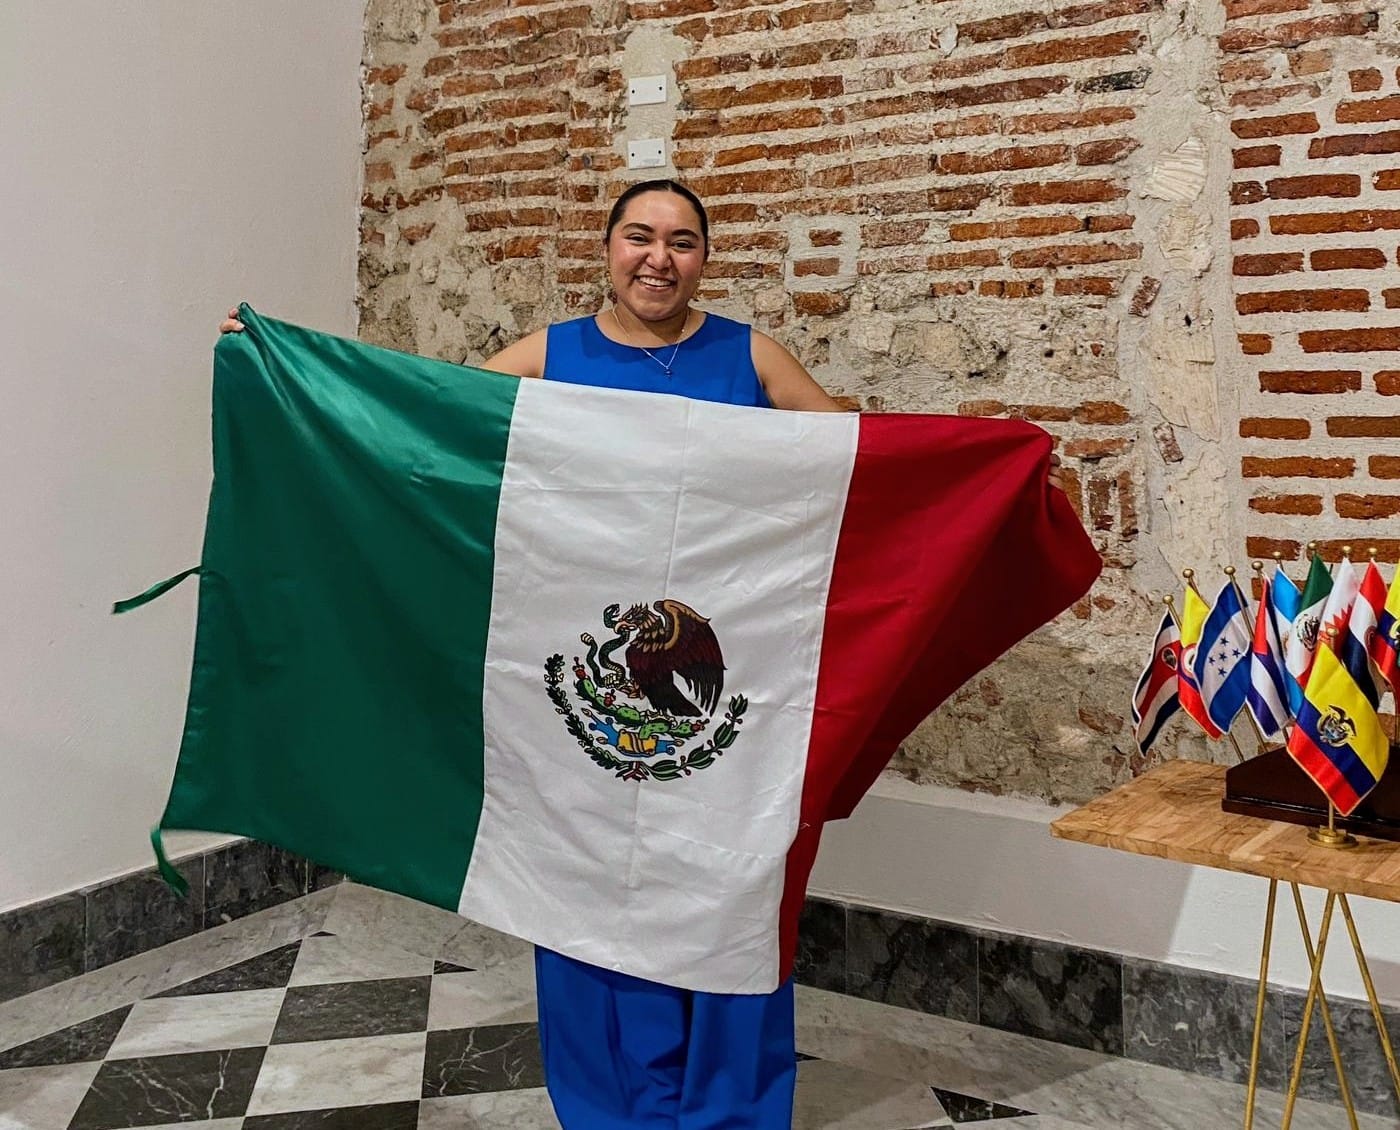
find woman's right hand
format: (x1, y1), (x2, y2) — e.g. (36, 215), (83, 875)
(219, 306), (245, 333)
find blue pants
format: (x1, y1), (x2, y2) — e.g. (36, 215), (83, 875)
(534, 947), (797, 1129)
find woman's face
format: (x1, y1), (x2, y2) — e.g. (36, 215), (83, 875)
(605, 191), (707, 324)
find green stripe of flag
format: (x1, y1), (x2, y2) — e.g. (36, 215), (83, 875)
(159, 305), (519, 910)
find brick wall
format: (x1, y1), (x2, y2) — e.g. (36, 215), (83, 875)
(359, 0), (1397, 802)
(1220, 0), (1399, 565)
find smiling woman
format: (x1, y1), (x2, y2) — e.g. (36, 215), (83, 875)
(470, 178), (843, 1129)
(478, 177), (848, 413)
(470, 180), (1057, 1128)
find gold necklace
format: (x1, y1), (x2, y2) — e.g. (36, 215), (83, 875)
(610, 308), (690, 377)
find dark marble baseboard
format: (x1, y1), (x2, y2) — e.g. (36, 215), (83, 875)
(795, 896), (1400, 1119)
(1, 842), (343, 1005)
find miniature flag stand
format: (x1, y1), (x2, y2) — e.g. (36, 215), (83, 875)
(1128, 543), (1400, 1128)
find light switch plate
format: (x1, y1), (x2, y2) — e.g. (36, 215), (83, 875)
(627, 138), (666, 169)
(628, 75), (667, 106)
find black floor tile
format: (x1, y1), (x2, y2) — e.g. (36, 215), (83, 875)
(68, 1047), (265, 1129)
(932, 1085), (1034, 1122)
(422, 1022), (545, 1097)
(271, 975), (431, 1044)
(0, 1005), (132, 1069)
(156, 941), (302, 998)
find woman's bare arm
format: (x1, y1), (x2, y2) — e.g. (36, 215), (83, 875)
(751, 330), (846, 412)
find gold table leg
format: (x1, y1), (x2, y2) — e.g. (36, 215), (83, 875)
(1244, 878), (1277, 1130)
(1290, 884), (1359, 1129)
(1338, 893), (1400, 1100)
(1281, 891), (1337, 1130)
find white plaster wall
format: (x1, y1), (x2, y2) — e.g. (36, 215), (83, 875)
(0, 2), (365, 911)
(813, 778), (1400, 1004)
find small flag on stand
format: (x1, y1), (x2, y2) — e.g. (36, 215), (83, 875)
(1319, 552), (1359, 657)
(1271, 563), (1303, 714)
(1247, 575), (1290, 740)
(1196, 581), (1253, 734)
(1370, 566), (1400, 690)
(1179, 585), (1223, 739)
(1286, 552), (1333, 694)
(1345, 560), (1386, 709)
(1287, 628), (1388, 816)
(1132, 611), (1181, 754)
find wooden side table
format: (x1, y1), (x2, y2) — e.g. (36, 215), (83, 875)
(1051, 759), (1400, 1129)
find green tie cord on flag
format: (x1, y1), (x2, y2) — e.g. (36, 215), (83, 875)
(112, 566), (203, 614)
(116, 567), (204, 898)
(150, 825), (189, 897)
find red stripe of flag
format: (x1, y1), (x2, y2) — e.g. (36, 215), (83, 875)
(777, 414), (1102, 979)
(1178, 662), (1222, 738)
(1375, 616), (1399, 688)
(1287, 727), (1362, 815)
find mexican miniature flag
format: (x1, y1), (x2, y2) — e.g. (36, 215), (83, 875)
(141, 305), (1099, 994)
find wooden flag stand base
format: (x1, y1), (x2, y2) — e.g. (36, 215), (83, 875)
(1223, 745), (1400, 844)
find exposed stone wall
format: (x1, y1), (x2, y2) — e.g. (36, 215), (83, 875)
(358, 0), (1398, 804)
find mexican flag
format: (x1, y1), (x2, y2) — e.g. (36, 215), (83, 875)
(142, 305), (1099, 994)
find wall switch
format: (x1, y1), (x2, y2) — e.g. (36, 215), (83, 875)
(627, 138), (666, 169)
(628, 75), (667, 106)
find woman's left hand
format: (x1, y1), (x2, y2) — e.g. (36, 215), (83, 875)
(1049, 453), (1065, 492)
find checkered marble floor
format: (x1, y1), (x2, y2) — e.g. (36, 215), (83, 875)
(0, 929), (1034, 1129)
(1, 907), (1390, 1129)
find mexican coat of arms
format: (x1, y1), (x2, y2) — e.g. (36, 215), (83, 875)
(544, 599), (747, 782)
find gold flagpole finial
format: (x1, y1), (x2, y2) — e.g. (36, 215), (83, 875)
(1342, 544), (1353, 559)
(1251, 560), (1265, 578)
(1307, 540), (1318, 559)
(1182, 567), (1205, 596)
(1161, 592), (1181, 631)
(1273, 551), (1283, 564)
(1224, 565), (1237, 578)
(1369, 546), (1379, 562)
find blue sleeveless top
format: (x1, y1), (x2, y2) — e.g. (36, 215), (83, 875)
(542, 313), (769, 408)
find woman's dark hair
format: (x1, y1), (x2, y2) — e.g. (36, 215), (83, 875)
(604, 179), (709, 256)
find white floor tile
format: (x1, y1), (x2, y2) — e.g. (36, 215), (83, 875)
(244, 1030), (426, 1116)
(418, 1088), (562, 1129)
(427, 955), (537, 1031)
(793, 1060), (946, 1130)
(0, 1062), (101, 1130)
(288, 932), (435, 986)
(105, 987), (284, 1059)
